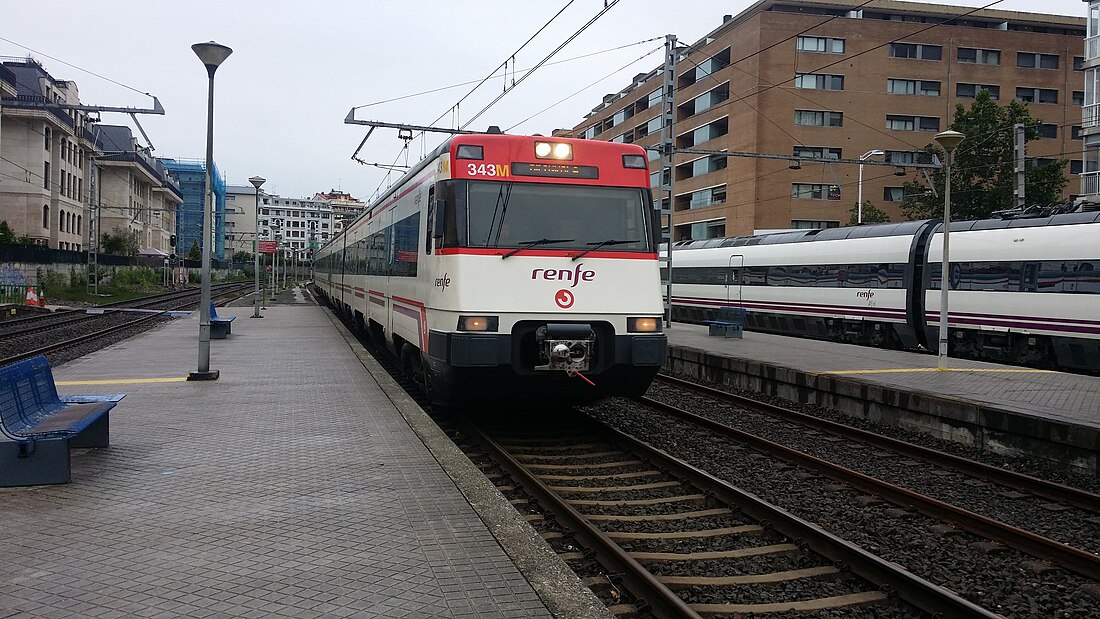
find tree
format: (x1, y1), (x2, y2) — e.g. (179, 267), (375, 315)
(0, 221), (16, 245)
(848, 201), (890, 226)
(187, 240), (201, 262)
(233, 250), (253, 263)
(101, 227), (140, 256)
(901, 89), (1067, 221)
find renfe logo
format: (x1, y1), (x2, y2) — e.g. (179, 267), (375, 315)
(857, 290), (875, 299)
(531, 263), (596, 288)
(435, 273), (451, 291)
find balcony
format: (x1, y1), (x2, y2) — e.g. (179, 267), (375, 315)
(1084, 104), (1100, 130)
(1088, 35), (1100, 60)
(1080, 170), (1100, 196)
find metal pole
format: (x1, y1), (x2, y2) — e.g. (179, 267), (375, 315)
(857, 161), (864, 224)
(933, 130), (963, 371)
(249, 176), (265, 318)
(188, 41), (231, 381)
(1014, 123), (1025, 209)
(660, 33), (677, 327)
(938, 148), (952, 370)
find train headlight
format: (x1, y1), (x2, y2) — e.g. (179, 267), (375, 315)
(534, 141), (573, 160)
(627, 317), (661, 333)
(458, 315), (498, 332)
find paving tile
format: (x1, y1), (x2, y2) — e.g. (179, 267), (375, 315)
(2, 305), (552, 618)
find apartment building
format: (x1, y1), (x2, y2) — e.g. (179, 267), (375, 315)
(570, 0), (1085, 238)
(92, 125), (182, 254)
(259, 194), (333, 261)
(314, 189), (366, 235)
(225, 183), (263, 258)
(0, 57), (101, 249)
(1081, 1), (1100, 197)
(159, 158), (227, 261)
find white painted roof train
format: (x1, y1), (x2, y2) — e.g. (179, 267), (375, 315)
(314, 132), (668, 405)
(666, 209), (1100, 373)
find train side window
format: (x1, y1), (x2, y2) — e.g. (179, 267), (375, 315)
(425, 188), (435, 255)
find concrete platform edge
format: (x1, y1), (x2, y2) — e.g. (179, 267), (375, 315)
(322, 309), (612, 619)
(667, 344), (1099, 476)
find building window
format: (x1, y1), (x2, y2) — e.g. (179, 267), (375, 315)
(1071, 160), (1084, 174)
(44, 127), (51, 150)
(887, 78), (940, 96)
(956, 83), (999, 99)
(790, 220), (840, 229)
(43, 161), (50, 189)
(680, 48), (731, 88)
(689, 220), (726, 240)
(888, 42), (941, 60)
(1074, 56), (1085, 71)
(677, 117), (729, 148)
(1017, 52), (1059, 69)
(792, 183), (841, 200)
(43, 205), (49, 229)
(796, 36), (844, 53)
(686, 185), (726, 209)
(1038, 124), (1057, 138)
(1074, 90), (1085, 106)
(795, 73), (844, 90)
(77, 216), (81, 234)
(678, 83), (730, 118)
(794, 110), (843, 127)
(1072, 126), (1083, 140)
(886, 150), (934, 165)
(884, 187), (905, 202)
(887, 115), (939, 132)
(677, 155), (728, 180)
(1016, 87), (1058, 104)
(793, 146), (841, 159)
(957, 47), (1000, 65)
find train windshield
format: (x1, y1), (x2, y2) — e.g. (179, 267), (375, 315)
(451, 181), (652, 251)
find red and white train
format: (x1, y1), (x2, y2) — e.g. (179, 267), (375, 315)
(315, 132), (667, 403)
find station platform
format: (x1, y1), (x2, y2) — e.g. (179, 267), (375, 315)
(664, 324), (1100, 475)
(2, 293), (607, 618)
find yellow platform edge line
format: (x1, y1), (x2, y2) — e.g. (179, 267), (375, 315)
(819, 368), (1055, 375)
(56, 377), (188, 385)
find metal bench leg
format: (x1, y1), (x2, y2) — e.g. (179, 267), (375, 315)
(69, 413), (110, 449)
(0, 438), (71, 487)
(211, 322), (228, 339)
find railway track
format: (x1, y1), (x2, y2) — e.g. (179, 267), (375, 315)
(638, 375), (1100, 581)
(0, 283), (252, 366)
(460, 413), (995, 618)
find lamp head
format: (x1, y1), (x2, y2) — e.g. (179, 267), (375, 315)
(192, 41), (233, 73)
(934, 130), (965, 153)
(248, 176), (266, 189)
(860, 149), (886, 160)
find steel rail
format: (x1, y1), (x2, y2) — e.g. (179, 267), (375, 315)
(638, 394), (1100, 582)
(0, 285), (251, 366)
(655, 374), (1100, 513)
(464, 422), (702, 619)
(584, 415), (1002, 618)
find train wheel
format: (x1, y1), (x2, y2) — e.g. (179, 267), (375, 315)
(401, 343), (426, 389)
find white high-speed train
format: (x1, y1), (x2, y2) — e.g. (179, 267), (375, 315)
(667, 212), (1100, 372)
(314, 132), (668, 403)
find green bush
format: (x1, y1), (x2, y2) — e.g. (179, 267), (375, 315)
(112, 266), (158, 289)
(69, 266), (87, 288)
(40, 269), (68, 297)
(188, 271), (202, 284)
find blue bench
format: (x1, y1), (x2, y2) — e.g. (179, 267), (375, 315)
(210, 302), (235, 339)
(0, 355), (125, 486)
(704, 306), (746, 338)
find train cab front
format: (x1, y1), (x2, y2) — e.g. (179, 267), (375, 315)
(424, 318), (667, 405)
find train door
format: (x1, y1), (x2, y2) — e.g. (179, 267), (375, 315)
(726, 255), (743, 304)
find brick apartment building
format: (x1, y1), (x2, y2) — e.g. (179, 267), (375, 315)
(569, 0), (1085, 239)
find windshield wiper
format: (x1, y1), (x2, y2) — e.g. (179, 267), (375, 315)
(571, 239), (638, 261)
(501, 238), (575, 259)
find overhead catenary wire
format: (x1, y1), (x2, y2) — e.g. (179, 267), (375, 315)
(0, 35), (153, 97)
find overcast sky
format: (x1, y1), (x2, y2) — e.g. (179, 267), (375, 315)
(1, 0), (1086, 202)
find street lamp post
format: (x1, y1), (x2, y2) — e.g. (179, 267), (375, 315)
(187, 41), (232, 382)
(249, 176), (265, 318)
(933, 130), (965, 371)
(857, 149), (885, 224)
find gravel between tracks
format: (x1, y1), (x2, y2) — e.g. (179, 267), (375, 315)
(583, 397), (1100, 618)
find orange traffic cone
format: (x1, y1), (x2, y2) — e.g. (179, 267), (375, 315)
(24, 286), (39, 307)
